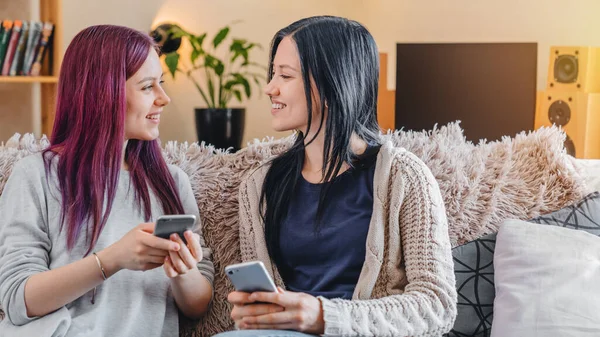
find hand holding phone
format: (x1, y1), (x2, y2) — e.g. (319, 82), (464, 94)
(153, 214), (197, 245)
(225, 261), (277, 293)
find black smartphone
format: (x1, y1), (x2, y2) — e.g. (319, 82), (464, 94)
(153, 214), (196, 245)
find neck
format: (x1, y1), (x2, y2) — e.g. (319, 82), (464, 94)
(121, 140), (129, 170)
(303, 129), (325, 174)
(302, 131), (368, 181)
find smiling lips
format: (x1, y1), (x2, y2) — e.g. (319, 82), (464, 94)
(271, 102), (286, 114)
(146, 113), (160, 123)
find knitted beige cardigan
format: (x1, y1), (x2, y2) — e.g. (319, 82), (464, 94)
(238, 140), (457, 337)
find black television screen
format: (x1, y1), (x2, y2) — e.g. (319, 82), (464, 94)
(395, 43), (537, 142)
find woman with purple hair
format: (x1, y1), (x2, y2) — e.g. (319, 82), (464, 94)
(0, 25), (213, 336)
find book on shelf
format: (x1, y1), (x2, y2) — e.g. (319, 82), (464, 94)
(22, 21), (42, 75)
(0, 20), (54, 77)
(9, 21), (29, 76)
(0, 21), (13, 70)
(2, 20), (22, 76)
(29, 22), (54, 77)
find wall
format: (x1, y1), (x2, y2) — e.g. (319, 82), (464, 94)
(62, 0), (360, 145)
(150, 0), (360, 145)
(4, 0), (599, 144)
(363, 0), (600, 91)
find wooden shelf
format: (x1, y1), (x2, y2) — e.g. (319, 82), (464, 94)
(0, 0), (62, 138)
(0, 76), (58, 83)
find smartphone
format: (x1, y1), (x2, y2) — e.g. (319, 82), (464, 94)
(225, 261), (277, 293)
(154, 214), (196, 245)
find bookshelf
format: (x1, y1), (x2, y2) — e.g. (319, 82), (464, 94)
(0, 0), (62, 137)
(0, 76), (58, 83)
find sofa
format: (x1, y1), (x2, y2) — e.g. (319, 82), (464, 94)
(0, 121), (597, 337)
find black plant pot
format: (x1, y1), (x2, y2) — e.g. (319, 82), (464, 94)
(194, 108), (245, 151)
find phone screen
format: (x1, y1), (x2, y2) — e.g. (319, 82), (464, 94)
(154, 215), (196, 244)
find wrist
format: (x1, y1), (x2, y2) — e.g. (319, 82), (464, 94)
(314, 296), (326, 334)
(96, 245), (121, 278)
(171, 266), (201, 283)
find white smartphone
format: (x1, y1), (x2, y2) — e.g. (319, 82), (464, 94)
(154, 214), (196, 245)
(225, 261), (277, 293)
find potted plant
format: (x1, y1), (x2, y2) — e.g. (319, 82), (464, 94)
(151, 23), (265, 151)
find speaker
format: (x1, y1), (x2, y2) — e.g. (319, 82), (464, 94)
(535, 91), (600, 158)
(547, 46), (600, 93)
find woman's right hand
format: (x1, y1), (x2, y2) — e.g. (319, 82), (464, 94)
(228, 291), (285, 328)
(97, 222), (181, 276)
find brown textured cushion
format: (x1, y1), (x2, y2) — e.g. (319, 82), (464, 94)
(0, 122), (588, 336)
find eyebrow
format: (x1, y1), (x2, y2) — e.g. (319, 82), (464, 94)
(137, 73), (164, 84)
(277, 64), (298, 72)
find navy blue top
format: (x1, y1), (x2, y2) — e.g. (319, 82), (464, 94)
(276, 150), (378, 299)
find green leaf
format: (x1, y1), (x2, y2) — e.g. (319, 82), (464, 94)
(224, 79), (239, 90)
(230, 39), (246, 51)
(241, 49), (249, 64)
(215, 63), (225, 76)
(229, 39), (245, 63)
(168, 25), (188, 38)
(190, 33), (206, 51)
(164, 53), (180, 78)
(191, 49), (201, 65)
(233, 73), (251, 98)
(205, 54), (218, 68)
(207, 75), (216, 107)
(230, 51), (241, 63)
(204, 54), (224, 76)
(213, 27), (230, 49)
(233, 89), (242, 102)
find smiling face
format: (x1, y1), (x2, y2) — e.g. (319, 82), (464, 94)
(264, 36), (325, 135)
(124, 48), (170, 141)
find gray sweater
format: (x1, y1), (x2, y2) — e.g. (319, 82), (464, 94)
(0, 154), (214, 337)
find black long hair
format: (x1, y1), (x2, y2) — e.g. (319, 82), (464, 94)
(260, 16), (381, 265)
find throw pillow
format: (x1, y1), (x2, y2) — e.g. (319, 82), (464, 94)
(445, 191), (600, 337)
(530, 191), (600, 236)
(491, 220), (600, 337)
(444, 233), (497, 337)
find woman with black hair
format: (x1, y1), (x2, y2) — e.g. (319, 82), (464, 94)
(219, 16), (457, 337)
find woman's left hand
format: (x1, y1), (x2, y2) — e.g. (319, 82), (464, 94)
(238, 287), (325, 334)
(163, 230), (203, 278)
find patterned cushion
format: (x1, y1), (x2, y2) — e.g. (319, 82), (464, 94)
(445, 191), (600, 337)
(529, 191), (600, 235)
(446, 233), (497, 337)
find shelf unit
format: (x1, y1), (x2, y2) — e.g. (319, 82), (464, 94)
(0, 0), (62, 137)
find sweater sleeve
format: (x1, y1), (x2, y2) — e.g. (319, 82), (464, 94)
(318, 153), (457, 337)
(170, 165), (215, 286)
(0, 159), (51, 326)
(237, 168), (263, 263)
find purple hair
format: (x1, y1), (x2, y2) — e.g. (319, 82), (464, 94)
(44, 25), (184, 255)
